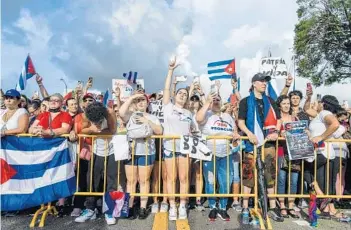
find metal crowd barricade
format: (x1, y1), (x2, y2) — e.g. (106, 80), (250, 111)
(266, 138), (351, 200)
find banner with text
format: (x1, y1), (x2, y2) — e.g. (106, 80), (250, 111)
(112, 79), (145, 102)
(260, 57), (288, 79)
(179, 135), (212, 161)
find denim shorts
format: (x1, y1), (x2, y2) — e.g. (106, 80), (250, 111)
(232, 152), (240, 183)
(125, 154), (156, 166)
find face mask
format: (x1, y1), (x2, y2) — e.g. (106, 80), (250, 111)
(49, 108), (61, 113)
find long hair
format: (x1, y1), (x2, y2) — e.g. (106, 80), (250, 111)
(321, 95), (341, 114)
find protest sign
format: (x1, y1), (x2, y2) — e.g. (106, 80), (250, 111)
(148, 100), (164, 123)
(284, 120), (314, 160)
(180, 135), (212, 161)
(112, 79), (145, 102)
(260, 57), (288, 79)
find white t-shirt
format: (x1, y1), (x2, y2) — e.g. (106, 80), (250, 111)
(163, 103), (194, 153)
(308, 110), (341, 161)
(0, 108), (28, 131)
(93, 118), (114, 157)
(199, 111), (235, 157)
(132, 114), (160, 156)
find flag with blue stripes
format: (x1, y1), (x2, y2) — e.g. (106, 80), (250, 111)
(16, 54), (36, 91)
(207, 59), (236, 81)
(103, 89), (109, 106)
(1, 136), (76, 211)
(123, 71), (138, 84)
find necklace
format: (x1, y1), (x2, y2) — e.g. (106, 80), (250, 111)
(3, 109), (18, 123)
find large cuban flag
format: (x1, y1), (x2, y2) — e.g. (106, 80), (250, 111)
(1, 136), (76, 211)
(16, 54), (36, 91)
(207, 59), (236, 81)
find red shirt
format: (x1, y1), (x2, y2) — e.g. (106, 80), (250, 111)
(36, 111), (72, 130)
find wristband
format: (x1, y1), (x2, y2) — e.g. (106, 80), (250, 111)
(285, 85), (291, 88)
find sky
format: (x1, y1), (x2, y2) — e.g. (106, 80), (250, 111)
(1, 0), (350, 104)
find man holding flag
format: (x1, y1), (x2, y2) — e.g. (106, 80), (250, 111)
(237, 73), (284, 223)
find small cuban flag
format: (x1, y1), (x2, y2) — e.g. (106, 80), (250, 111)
(123, 71), (138, 84)
(207, 59), (236, 81)
(16, 54), (36, 91)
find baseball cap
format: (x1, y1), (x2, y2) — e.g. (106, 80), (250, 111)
(251, 73), (271, 83)
(4, 89), (21, 98)
(83, 93), (95, 100)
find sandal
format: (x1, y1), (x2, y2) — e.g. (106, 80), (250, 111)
(287, 209), (299, 219)
(280, 208), (289, 218)
(330, 210), (343, 219)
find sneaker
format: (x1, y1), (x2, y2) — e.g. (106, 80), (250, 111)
(139, 208), (149, 220)
(128, 206), (138, 220)
(160, 202), (169, 213)
(208, 208), (218, 221)
(71, 208), (82, 217)
(195, 203), (205, 212)
(217, 209), (230, 221)
(268, 207), (284, 222)
(298, 199), (309, 209)
(178, 204), (187, 220)
(151, 203), (159, 214)
(231, 200), (242, 212)
(105, 214), (116, 225)
(169, 206), (177, 221)
(75, 209), (96, 223)
(242, 208), (250, 225)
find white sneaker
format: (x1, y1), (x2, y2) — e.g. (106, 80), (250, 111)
(298, 199), (309, 209)
(151, 203), (159, 214)
(168, 206), (177, 221)
(160, 202), (169, 213)
(74, 209), (96, 223)
(178, 204), (187, 220)
(105, 214), (116, 225)
(70, 208), (82, 217)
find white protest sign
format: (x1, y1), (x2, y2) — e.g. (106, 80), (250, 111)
(180, 135), (212, 161)
(112, 79), (145, 102)
(111, 135), (130, 161)
(148, 100), (164, 123)
(260, 57), (288, 79)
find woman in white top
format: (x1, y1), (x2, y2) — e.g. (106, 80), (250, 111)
(196, 93), (240, 221)
(304, 95), (343, 218)
(0, 89), (29, 137)
(119, 93), (163, 219)
(162, 57), (193, 220)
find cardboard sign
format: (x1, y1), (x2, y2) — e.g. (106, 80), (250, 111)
(260, 57), (288, 79)
(112, 79), (145, 102)
(284, 120), (314, 160)
(180, 135), (212, 161)
(148, 100), (164, 123)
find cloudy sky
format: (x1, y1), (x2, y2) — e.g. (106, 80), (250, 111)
(1, 0), (350, 103)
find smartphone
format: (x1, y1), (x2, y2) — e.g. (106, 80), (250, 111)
(135, 112), (143, 117)
(176, 75), (187, 82)
(34, 91), (39, 98)
(210, 84), (217, 95)
(307, 83), (312, 91)
(317, 94), (322, 101)
(136, 84), (143, 91)
(77, 81), (83, 89)
(88, 77), (93, 84)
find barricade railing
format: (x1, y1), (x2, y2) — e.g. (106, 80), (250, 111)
(16, 134), (351, 229)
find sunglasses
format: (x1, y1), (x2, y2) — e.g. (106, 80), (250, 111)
(83, 99), (94, 102)
(50, 99), (61, 103)
(4, 96), (16, 100)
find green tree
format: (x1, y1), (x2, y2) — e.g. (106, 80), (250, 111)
(294, 0), (351, 86)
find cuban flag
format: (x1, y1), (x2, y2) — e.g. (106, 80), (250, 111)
(207, 59), (236, 81)
(123, 71), (138, 84)
(1, 137), (76, 211)
(267, 80), (279, 101)
(16, 54), (36, 91)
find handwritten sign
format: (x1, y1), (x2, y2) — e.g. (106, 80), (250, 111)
(284, 121), (314, 160)
(260, 57), (288, 79)
(180, 135), (212, 161)
(112, 79), (145, 102)
(148, 100), (164, 123)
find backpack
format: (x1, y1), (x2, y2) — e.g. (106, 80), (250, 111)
(126, 114), (153, 139)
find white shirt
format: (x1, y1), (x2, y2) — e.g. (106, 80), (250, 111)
(93, 118), (113, 156)
(0, 108), (28, 131)
(307, 110), (341, 161)
(162, 103), (193, 153)
(200, 111), (235, 157)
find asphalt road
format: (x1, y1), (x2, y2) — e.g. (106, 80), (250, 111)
(2, 208), (351, 230)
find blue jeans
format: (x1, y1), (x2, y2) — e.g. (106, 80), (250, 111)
(203, 154), (234, 210)
(277, 156), (299, 194)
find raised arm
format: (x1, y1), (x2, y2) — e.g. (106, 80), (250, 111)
(280, 74), (293, 96)
(303, 89), (317, 118)
(36, 74), (50, 98)
(163, 57), (179, 105)
(195, 93), (214, 125)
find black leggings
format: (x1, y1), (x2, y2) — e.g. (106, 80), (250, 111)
(304, 155), (340, 195)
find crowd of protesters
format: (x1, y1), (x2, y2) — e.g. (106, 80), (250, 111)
(1, 57), (351, 226)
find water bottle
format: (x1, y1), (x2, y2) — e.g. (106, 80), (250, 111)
(242, 209), (250, 225)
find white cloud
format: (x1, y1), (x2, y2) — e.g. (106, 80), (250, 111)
(224, 24), (264, 48)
